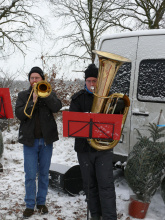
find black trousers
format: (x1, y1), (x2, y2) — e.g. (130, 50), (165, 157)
(77, 150), (117, 220)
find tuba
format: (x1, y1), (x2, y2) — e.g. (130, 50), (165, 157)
(24, 76), (52, 119)
(88, 50), (131, 150)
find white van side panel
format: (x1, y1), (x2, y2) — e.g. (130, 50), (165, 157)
(130, 35), (165, 149)
(99, 37), (138, 156)
(98, 31), (165, 159)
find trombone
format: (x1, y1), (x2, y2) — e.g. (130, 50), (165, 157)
(24, 79), (52, 119)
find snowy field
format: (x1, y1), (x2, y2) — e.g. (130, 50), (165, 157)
(0, 117), (165, 220)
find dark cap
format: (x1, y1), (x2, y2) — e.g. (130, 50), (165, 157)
(28, 66), (45, 81)
(85, 64), (98, 80)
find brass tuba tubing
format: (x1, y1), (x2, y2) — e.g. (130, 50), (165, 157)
(88, 50), (131, 150)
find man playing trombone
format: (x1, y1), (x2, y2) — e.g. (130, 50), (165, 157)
(15, 66), (62, 219)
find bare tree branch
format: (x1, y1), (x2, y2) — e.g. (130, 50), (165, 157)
(0, 0), (47, 57)
(47, 0), (123, 63)
(45, 0), (165, 69)
(118, 0), (165, 30)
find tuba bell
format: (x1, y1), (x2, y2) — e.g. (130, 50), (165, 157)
(24, 76), (52, 119)
(88, 50), (131, 150)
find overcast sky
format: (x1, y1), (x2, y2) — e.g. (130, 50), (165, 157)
(0, 1), (86, 82)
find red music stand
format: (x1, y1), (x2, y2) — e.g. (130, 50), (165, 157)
(0, 88), (14, 119)
(63, 111), (123, 140)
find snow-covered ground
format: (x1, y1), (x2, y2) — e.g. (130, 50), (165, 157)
(0, 117), (165, 220)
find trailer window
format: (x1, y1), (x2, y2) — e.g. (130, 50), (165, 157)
(110, 62), (131, 96)
(138, 59), (165, 102)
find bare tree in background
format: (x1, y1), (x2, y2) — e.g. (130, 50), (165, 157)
(47, 0), (165, 65)
(47, 0), (123, 63)
(114, 0), (165, 30)
(0, 0), (50, 89)
(0, 69), (14, 88)
(0, 0), (47, 58)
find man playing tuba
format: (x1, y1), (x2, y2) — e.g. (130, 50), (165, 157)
(15, 66), (62, 219)
(69, 64), (117, 220)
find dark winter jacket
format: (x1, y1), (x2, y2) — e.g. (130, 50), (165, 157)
(15, 87), (62, 147)
(69, 89), (97, 152)
(69, 88), (125, 152)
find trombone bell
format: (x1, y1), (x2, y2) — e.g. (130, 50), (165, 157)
(36, 81), (52, 98)
(24, 80), (52, 119)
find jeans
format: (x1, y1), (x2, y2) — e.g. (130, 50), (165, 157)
(23, 138), (53, 209)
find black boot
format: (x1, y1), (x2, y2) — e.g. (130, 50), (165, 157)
(23, 208), (34, 218)
(37, 205), (48, 214)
